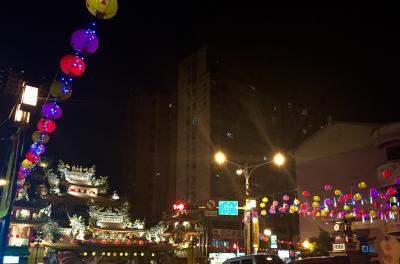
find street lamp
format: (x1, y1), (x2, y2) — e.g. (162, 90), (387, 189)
(214, 151), (286, 255)
(0, 84), (39, 260)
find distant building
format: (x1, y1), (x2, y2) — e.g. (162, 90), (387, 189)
(122, 88), (176, 226)
(293, 121), (400, 262)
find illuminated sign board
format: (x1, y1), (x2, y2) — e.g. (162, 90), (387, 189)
(218, 201), (238, 215)
(4, 256), (19, 264)
(270, 235), (278, 249)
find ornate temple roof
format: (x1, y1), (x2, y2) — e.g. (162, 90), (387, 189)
(13, 198), (48, 210)
(57, 160), (108, 188)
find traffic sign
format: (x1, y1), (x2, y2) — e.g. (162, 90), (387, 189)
(218, 201), (239, 215)
(270, 235), (278, 249)
(206, 199), (216, 210)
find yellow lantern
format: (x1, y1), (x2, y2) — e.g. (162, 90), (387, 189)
(354, 193), (362, 201)
(261, 210), (267, 216)
(358, 181), (367, 189)
(262, 197), (269, 203)
(391, 205), (398, 211)
(334, 189), (342, 196)
(369, 210), (376, 218)
(313, 196), (320, 202)
(312, 202), (319, 208)
(390, 197), (397, 203)
(322, 208), (329, 214)
(293, 199), (300, 205)
(21, 159), (33, 168)
(315, 212), (321, 217)
(86, 0), (118, 19)
(321, 210), (328, 217)
(260, 202), (266, 208)
(343, 205), (350, 211)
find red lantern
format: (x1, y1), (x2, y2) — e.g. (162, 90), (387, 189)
(374, 201), (381, 209)
(382, 168), (392, 179)
(387, 187), (397, 196)
(379, 192), (387, 199)
(346, 193), (353, 200)
(302, 191), (310, 197)
(26, 152), (40, 163)
(37, 119), (56, 134)
(60, 55), (86, 77)
(338, 196), (346, 203)
(126, 240), (132, 245)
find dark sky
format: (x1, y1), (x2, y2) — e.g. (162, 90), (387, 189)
(1, 5), (399, 190)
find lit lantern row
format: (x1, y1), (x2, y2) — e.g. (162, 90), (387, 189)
(258, 181), (399, 223)
(16, 1), (118, 196)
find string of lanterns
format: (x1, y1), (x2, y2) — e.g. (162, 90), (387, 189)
(257, 174), (399, 223)
(16, 0), (118, 198)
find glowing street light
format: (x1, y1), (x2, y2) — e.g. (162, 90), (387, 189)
(273, 152), (285, 166)
(263, 229), (272, 237)
(214, 151), (226, 165)
(0, 179), (6, 186)
(213, 150), (286, 255)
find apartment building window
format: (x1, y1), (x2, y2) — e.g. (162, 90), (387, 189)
(192, 102), (196, 111)
(192, 117), (198, 126)
(192, 161), (196, 169)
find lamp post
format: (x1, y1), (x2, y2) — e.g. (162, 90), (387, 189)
(0, 84), (38, 261)
(214, 151), (285, 255)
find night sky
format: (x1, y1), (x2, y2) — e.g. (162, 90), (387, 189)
(1, 5), (399, 191)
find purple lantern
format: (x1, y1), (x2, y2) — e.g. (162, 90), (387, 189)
(29, 143), (46, 155)
(324, 198), (333, 206)
(369, 188), (379, 199)
(71, 29), (99, 55)
(42, 102), (62, 120)
(19, 166), (31, 175)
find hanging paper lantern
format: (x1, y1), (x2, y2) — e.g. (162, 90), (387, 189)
(373, 201), (381, 209)
(19, 166), (31, 175)
(343, 205), (351, 211)
(26, 152), (40, 164)
(42, 102), (63, 120)
(37, 119), (56, 134)
(260, 202), (266, 208)
(368, 210), (376, 218)
(387, 187), (397, 196)
(311, 202), (319, 208)
(272, 201), (279, 207)
(354, 193), (362, 201)
(29, 143), (46, 156)
(313, 196), (320, 202)
(358, 181), (367, 189)
(382, 168), (392, 179)
(269, 208), (276, 214)
(32, 131), (50, 144)
(369, 188), (379, 199)
(302, 191), (310, 197)
(283, 195), (290, 201)
(17, 172), (26, 180)
(346, 193), (353, 200)
(324, 198), (333, 206)
(262, 197), (268, 203)
(71, 29), (99, 55)
(334, 189), (342, 196)
(21, 159), (33, 168)
(60, 55), (86, 77)
(390, 197), (398, 203)
(86, 0), (118, 19)
(391, 205), (398, 211)
(260, 210), (267, 216)
(324, 184), (332, 191)
(300, 203), (309, 211)
(379, 192), (387, 199)
(293, 199), (300, 205)
(338, 196), (346, 203)
(50, 81), (73, 100)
